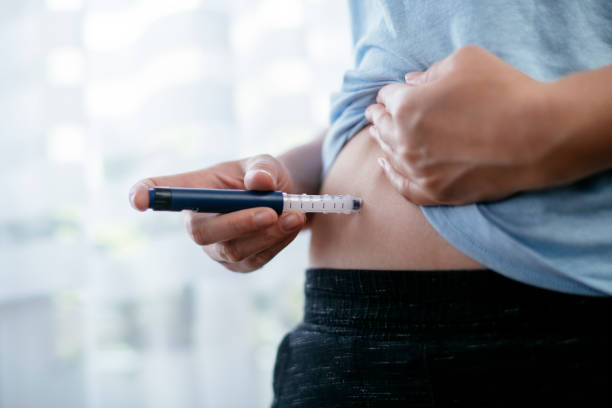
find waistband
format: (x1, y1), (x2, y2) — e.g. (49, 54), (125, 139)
(303, 268), (612, 331)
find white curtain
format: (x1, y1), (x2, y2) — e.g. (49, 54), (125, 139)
(0, 0), (351, 406)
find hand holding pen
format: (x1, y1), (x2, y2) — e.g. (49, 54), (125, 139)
(129, 154), (308, 272)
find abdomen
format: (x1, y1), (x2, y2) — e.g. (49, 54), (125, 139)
(308, 125), (484, 270)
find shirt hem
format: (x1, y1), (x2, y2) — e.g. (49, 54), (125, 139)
(421, 205), (606, 297)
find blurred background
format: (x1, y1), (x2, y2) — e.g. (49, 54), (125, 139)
(0, 0), (351, 406)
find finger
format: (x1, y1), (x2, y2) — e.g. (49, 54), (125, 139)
(205, 211), (306, 264)
(381, 147), (428, 185)
(377, 157), (438, 205)
(403, 57), (451, 88)
(365, 103), (394, 137)
(185, 207), (279, 246)
(243, 230), (300, 271)
(404, 71), (424, 84)
(375, 83), (409, 112)
(129, 169), (223, 211)
(221, 229), (301, 273)
(242, 154), (287, 191)
(368, 120), (397, 154)
(371, 131), (416, 177)
(418, 56), (452, 84)
(129, 178), (156, 211)
(365, 102), (384, 123)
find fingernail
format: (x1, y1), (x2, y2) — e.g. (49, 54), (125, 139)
(280, 213), (301, 231)
(405, 71), (423, 84)
(254, 210), (276, 228)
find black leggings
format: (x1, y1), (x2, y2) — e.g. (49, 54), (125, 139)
(271, 269), (612, 407)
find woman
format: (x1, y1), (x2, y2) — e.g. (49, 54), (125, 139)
(131, 1), (612, 406)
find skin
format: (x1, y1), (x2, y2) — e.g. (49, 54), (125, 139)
(130, 45), (612, 272)
(308, 125), (484, 270)
(365, 45), (612, 205)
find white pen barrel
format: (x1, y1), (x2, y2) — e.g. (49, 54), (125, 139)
(282, 193), (362, 214)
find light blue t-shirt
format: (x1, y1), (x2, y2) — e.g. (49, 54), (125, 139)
(323, 0), (612, 296)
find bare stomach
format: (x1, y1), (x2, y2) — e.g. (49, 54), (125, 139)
(308, 125), (485, 270)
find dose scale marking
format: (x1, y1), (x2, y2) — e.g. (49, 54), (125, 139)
(283, 193), (360, 214)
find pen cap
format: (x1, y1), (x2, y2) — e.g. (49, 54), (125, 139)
(149, 188), (171, 210)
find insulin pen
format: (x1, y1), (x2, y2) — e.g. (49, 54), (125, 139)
(148, 187), (362, 215)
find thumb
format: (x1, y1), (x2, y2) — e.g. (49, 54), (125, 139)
(404, 71), (424, 84)
(242, 154), (288, 191)
(405, 57), (450, 85)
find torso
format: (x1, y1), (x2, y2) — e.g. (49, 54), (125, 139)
(309, 126), (485, 270)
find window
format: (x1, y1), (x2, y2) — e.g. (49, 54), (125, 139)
(0, 1), (351, 406)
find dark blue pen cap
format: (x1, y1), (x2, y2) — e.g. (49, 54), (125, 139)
(149, 188), (172, 210)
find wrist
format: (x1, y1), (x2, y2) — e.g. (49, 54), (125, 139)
(277, 132), (325, 195)
(277, 153), (302, 194)
(515, 80), (577, 190)
(528, 72), (610, 186)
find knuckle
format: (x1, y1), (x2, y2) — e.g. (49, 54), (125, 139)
(270, 226), (289, 241)
(191, 229), (209, 246)
(218, 242), (244, 263)
(245, 253), (269, 271)
(186, 218), (210, 246)
(397, 178), (412, 197)
(453, 45), (483, 65)
(228, 213), (254, 234)
(421, 177), (450, 202)
(457, 44), (479, 57)
(420, 176), (439, 194)
(247, 154), (277, 173)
